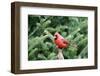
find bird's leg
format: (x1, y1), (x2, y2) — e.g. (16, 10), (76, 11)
(57, 48), (64, 60)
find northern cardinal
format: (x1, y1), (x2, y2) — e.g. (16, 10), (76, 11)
(54, 32), (69, 49)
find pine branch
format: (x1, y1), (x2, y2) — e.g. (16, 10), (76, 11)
(78, 45), (88, 58)
(29, 48), (38, 58)
(44, 30), (54, 41)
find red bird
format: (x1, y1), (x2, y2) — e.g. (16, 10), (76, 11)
(54, 32), (69, 49)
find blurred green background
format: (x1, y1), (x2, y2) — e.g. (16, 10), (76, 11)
(28, 15), (88, 60)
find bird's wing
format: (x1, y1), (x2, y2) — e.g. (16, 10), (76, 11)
(62, 39), (68, 44)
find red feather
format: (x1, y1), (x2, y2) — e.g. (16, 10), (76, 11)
(54, 32), (69, 49)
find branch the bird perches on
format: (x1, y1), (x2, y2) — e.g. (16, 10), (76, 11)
(57, 48), (64, 60)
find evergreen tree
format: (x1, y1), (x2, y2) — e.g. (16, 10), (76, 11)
(28, 15), (88, 60)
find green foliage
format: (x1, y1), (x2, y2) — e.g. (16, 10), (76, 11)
(28, 15), (88, 60)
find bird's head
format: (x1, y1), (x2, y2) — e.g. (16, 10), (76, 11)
(54, 32), (60, 40)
